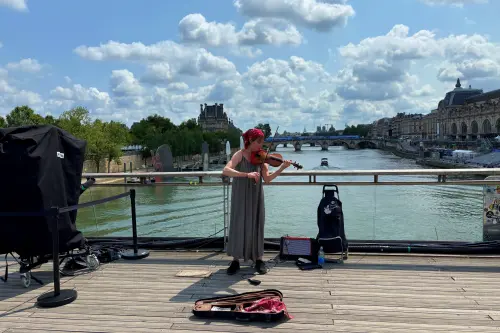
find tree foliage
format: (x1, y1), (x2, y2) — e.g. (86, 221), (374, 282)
(1, 106), (130, 172)
(255, 123), (272, 138)
(343, 124), (372, 137)
(0, 106), (244, 172)
(5, 106), (44, 127)
(130, 115), (242, 155)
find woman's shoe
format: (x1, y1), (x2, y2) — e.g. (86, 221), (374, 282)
(255, 260), (268, 274)
(227, 260), (240, 275)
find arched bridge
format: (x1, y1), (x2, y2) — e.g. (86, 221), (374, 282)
(264, 135), (380, 151)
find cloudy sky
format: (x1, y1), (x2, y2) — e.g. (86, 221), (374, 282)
(1, 0), (499, 132)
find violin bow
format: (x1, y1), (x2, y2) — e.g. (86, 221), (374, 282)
(263, 126), (279, 164)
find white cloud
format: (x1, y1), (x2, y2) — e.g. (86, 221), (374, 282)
(419, 0), (488, 7)
(178, 13), (303, 55)
(3, 5), (500, 131)
(234, 0), (355, 32)
(0, 67), (43, 115)
(335, 24), (500, 101)
(326, 23), (500, 124)
(74, 40), (238, 84)
(0, 0), (28, 11)
(110, 69), (144, 97)
(6, 58), (43, 73)
(50, 84), (110, 103)
(167, 82), (189, 91)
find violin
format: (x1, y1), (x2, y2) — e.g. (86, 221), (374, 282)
(250, 149), (303, 170)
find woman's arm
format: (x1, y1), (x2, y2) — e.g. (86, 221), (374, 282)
(222, 150), (248, 178)
(261, 161), (290, 183)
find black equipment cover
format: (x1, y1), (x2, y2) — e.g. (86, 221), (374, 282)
(316, 185), (348, 255)
(0, 125), (87, 257)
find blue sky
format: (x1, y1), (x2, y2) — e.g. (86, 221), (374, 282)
(1, 0), (499, 132)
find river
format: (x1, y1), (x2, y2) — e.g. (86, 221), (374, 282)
(75, 146), (485, 242)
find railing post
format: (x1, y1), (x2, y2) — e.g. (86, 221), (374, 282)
(36, 207), (78, 308)
(223, 176), (229, 252)
(123, 163), (127, 183)
(122, 189), (150, 260)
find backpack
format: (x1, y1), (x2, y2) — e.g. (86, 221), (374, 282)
(316, 185), (348, 260)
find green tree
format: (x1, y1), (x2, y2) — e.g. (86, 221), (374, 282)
(343, 124), (372, 137)
(6, 106), (44, 127)
(226, 126), (242, 148)
(57, 106), (93, 142)
(130, 114), (175, 145)
(0, 116), (6, 128)
(178, 118), (199, 131)
(255, 123), (272, 138)
(85, 119), (108, 173)
(103, 121), (130, 172)
(44, 115), (58, 126)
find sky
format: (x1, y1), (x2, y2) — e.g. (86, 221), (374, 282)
(1, 0), (500, 133)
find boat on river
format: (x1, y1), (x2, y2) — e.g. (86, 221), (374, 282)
(320, 157), (328, 166)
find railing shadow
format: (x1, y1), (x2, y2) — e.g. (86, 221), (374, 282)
(0, 304), (37, 319)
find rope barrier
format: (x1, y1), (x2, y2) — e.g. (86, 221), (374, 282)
(59, 191), (130, 213)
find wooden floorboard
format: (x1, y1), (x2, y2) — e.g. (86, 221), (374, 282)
(2, 251), (500, 332)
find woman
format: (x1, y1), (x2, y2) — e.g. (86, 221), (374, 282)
(222, 128), (291, 275)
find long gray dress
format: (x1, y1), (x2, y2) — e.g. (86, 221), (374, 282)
(227, 156), (265, 262)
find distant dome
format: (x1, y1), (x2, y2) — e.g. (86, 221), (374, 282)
(441, 78), (482, 107)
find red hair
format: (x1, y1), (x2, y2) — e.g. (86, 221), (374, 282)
(242, 128), (264, 148)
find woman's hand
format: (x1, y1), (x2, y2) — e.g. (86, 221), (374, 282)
(247, 172), (260, 182)
(281, 160), (292, 170)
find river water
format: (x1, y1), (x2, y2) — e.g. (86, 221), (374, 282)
(75, 146), (485, 242)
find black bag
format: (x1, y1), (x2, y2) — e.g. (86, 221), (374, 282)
(0, 125), (87, 257)
(316, 185), (348, 260)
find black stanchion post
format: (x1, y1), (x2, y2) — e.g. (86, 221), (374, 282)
(36, 207), (78, 308)
(122, 189), (150, 260)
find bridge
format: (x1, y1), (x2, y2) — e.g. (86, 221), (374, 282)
(264, 135), (380, 151)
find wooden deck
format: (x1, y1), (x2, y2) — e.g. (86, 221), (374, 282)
(2, 250), (500, 332)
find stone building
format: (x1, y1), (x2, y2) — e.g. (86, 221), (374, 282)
(391, 113), (424, 139)
(197, 103), (235, 132)
(433, 79), (500, 140)
(368, 79), (500, 140)
(369, 118), (392, 138)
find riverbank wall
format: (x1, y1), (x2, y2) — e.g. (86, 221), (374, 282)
(83, 153), (151, 173)
(82, 147), (240, 173)
(415, 158), (476, 169)
(377, 140), (420, 160)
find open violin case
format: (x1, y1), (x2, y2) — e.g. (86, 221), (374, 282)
(192, 289), (292, 322)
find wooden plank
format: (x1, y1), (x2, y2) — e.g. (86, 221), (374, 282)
(0, 316), (331, 332)
(331, 303), (499, 316)
(333, 319), (500, 332)
(0, 328), (242, 333)
(2, 251), (500, 332)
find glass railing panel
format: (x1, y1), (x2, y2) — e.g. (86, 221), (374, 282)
(75, 175), (490, 244)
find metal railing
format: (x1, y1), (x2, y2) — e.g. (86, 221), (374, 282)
(83, 168), (500, 186)
(80, 168), (500, 251)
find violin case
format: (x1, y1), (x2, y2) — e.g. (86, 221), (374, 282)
(192, 289), (292, 322)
